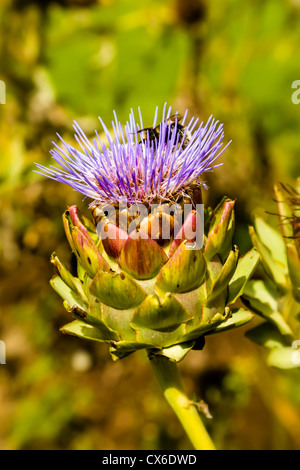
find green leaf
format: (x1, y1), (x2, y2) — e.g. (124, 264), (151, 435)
(172, 285), (205, 322)
(182, 312), (228, 341)
(80, 213), (101, 245)
(219, 204), (235, 262)
(205, 199), (235, 261)
(71, 226), (110, 278)
(206, 308), (253, 335)
(50, 276), (87, 311)
(205, 255), (223, 293)
(118, 231), (168, 280)
(207, 196), (229, 229)
(90, 269), (147, 309)
(134, 325), (188, 350)
(130, 292), (191, 349)
(131, 292), (190, 332)
(60, 319), (118, 343)
(243, 280), (293, 336)
(109, 340), (154, 361)
(208, 248), (238, 302)
(267, 347), (300, 369)
(254, 216), (288, 270)
(150, 341), (195, 363)
(50, 252), (86, 299)
(246, 322), (288, 349)
(65, 304), (120, 342)
(249, 226), (287, 288)
(227, 248), (260, 304)
(109, 348), (135, 361)
(156, 241), (206, 293)
(101, 304), (137, 343)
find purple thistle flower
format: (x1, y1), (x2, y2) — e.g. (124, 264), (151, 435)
(35, 104), (230, 206)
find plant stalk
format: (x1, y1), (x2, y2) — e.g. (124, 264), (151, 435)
(149, 354), (216, 450)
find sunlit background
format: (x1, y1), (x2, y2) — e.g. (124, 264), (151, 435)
(1, 0), (300, 450)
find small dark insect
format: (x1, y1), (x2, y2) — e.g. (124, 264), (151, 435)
(137, 114), (192, 150)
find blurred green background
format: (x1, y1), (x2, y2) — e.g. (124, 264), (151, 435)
(1, 0), (300, 450)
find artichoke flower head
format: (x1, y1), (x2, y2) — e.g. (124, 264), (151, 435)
(36, 104), (259, 362)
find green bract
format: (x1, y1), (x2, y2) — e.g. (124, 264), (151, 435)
(51, 198), (259, 362)
(245, 182), (300, 369)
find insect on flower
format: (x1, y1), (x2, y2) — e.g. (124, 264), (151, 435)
(34, 103), (231, 208)
(137, 113), (192, 150)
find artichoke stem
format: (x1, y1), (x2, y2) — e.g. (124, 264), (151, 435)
(148, 354), (216, 450)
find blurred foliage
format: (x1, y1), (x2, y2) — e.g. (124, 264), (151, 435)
(245, 182), (300, 370)
(0, 0), (300, 450)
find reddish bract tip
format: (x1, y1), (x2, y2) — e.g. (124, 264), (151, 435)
(68, 205), (90, 239)
(100, 222), (129, 259)
(168, 210), (201, 258)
